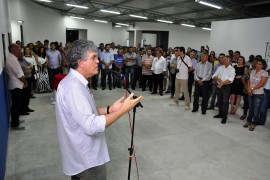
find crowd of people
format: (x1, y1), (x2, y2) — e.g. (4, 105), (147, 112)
(6, 39), (270, 132)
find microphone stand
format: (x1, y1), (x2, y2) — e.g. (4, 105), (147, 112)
(120, 74), (143, 180)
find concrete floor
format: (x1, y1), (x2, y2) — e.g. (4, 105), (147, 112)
(5, 87), (270, 180)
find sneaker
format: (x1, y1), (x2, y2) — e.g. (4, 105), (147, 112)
(185, 106), (190, 110)
(51, 101), (56, 105)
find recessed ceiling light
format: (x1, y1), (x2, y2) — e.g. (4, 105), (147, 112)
(17, 20), (23, 23)
(70, 16), (85, 20)
(181, 23), (196, 27)
(129, 14), (148, 19)
(197, 0), (223, 9)
(202, 27), (211, 30)
(116, 23), (129, 26)
(66, 3), (88, 9)
(157, 19), (173, 24)
(94, 20), (108, 23)
(100, 9), (121, 14)
(37, 0), (52, 2)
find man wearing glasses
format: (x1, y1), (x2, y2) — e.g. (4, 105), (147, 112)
(212, 55), (235, 124)
(55, 40), (143, 179)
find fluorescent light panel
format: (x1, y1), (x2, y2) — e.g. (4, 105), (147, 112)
(17, 20), (23, 23)
(94, 20), (108, 23)
(37, 0), (52, 2)
(116, 23), (129, 26)
(115, 25), (122, 27)
(157, 19), (173, 24)
(181, 23), (195, 27)
(70, 16), (85, 20)
(198, 1), (223, 9)
(100, 9), (120, 14)
(129, 14), (148, 19)
(66, 3), (88, 9)
(202, 27), (211, 30)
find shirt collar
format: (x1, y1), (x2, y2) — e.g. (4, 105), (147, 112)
(70, 69), (89, 88)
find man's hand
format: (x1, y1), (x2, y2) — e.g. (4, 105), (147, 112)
(110, 96), (125, 113)
(217, 83), (223, 89)
(120, 93), (143, 113)
(197, 80), (203, 86)
(217, 78), (222, 84)
(23, 81), (28, 88)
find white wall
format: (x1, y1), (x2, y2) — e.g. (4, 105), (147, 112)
(10, 20), (21, 43)
(78, 29), (87, 40)
(210, 17), (270, 59)
(9, 0), (113, 45)
(112, 27), (129, 46)
(126, 22), (210, 50)
(142, 33), (157, 47)
(0, 0), (10, 73)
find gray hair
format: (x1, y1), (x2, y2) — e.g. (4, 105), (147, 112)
(67, 40), (97, 69)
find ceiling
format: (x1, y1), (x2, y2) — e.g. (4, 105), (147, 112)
(32, 0), (270, 28)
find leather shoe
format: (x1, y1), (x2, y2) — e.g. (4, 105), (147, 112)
(19, 120), (25, 124)
(27, 108), (34, 112)
(179, 97), (184, 100)
(151, 92), (157, 94)
(192, 109), (198, 112)
(207, 106), (214, 110)
(21, 112), (30, 115)
(202, 111), (206, 115)
(159, 93), (163, 96)
(11, 126), (25, 131)
(221, 118), (227, 124)
(243, 122), (250, 128)
(213, 114), (222, 118)
(102, 87), (105, 90)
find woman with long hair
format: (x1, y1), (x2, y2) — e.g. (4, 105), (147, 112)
(230, 56), (246, 115)
(35, 46), (52, 93)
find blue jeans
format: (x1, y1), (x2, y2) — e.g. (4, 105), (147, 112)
(247, 94), (264, 125)
(125, 65), (136, 89)
(260, 89), (270, 125)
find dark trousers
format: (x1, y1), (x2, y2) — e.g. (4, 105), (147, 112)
(113, 67), (122, 88)
(125, 65), (136, 89)
(153, 73), (163, 94)
(71, 164), (107, 180)
(21, 78), (32, 112)
(141, 74), (153, 91)
(101, 68), (112, 89)
(210, 84), (218, 108)
(243, 93), (249, 115)
(170, 73), (176, 96)
(10, 88), (23, 127)
(188, 73), (194, 99)
(48, 68), (60, 89)
(91, 75), (98, 89)
(193, 81), (210, 112)
(135, 66), (142, 87)
(217, 85), (231, 119)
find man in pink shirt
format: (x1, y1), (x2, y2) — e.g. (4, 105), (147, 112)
(6, 44), (28, 130)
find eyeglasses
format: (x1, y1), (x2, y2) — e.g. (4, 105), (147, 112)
(84, 55), (98, 61)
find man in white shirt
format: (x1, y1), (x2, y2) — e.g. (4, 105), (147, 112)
(6, 44), (28, 130)
(151, 49), (167, 96)
(55, 40), (143, 179)
(171, 47), (193, 110)
(212, 55), (235, 124)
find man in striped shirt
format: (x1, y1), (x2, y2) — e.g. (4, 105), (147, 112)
(141, 49), (153, 91)
(192, 52), (212, 114)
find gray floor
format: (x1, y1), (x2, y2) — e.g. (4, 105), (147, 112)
(5, 87), (270, 180)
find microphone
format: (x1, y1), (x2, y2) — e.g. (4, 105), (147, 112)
(111, 70), (125, 79)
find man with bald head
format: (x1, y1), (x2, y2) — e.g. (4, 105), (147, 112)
(6, 44), (28, 130)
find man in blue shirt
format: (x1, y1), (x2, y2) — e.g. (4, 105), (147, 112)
(101, 44), (114, 90)
(113, 48), (124, 88)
